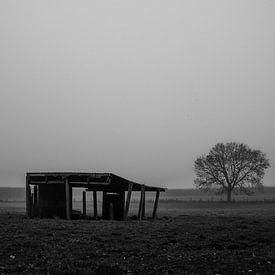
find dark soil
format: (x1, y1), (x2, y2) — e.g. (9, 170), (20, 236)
(0, 214), (274, 274)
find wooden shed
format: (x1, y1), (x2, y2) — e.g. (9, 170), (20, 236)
(26, 172), (165, 220)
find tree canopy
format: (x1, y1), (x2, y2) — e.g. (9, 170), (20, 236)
(194, 142), (270, 201)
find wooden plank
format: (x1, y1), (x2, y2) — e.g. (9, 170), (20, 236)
(30, 193), (34, 218)
(26, 175), (31, 218)
(109, 203), (114, 220)
(102, 191), (107, 219)
(152, 189), (160, 219)
(93, 191), (97, 219)
(33, 185), (38, 206)
(70, 182), (109, 185)
(124, 181), (133, 220)
(142, 190), (146, 218)
(82, 191), (86, 217)
(138, 185), (145, 221)
(65, 178), (72, 220)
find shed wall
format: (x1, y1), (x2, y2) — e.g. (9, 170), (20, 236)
(38, 184), (67, 218)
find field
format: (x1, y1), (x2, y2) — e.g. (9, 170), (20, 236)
(0, 201), (275, 274)
(1, 187), (275, 202)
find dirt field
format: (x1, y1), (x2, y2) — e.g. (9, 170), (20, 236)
(0, 203), (274, 274)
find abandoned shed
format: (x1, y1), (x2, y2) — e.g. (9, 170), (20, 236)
(26, 172), (165, 220)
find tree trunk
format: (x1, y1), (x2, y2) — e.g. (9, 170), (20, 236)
(227, 188), (232, 202)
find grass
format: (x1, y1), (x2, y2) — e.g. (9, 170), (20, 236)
(0, 202), (274, 274)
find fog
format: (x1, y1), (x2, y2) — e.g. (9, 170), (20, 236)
(0, 1), (274, 188)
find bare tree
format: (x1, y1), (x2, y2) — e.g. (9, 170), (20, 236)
(194, 142), (270, 202)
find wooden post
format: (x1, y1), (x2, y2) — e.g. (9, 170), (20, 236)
(142, 191), (146, 218)
(102, 191), (107, 219)
(82, 191), (86, 217)
(93, 191), (97, 219)
(26, 175), (31, 218)
(65, 178), (72, 220)
(152, 189), (160, 219)
(33, 185), (38, 206)
(110, 203), (114, 220)
(31, 193), (34, 216)
(124, 181), (133, 220)
(138, 185), (145, 221)
(33, 185), (38, 217)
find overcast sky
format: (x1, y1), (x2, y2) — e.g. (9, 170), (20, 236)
(0, 1), (274, 188)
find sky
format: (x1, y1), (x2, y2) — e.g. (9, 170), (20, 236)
(0, 1), (274, 188)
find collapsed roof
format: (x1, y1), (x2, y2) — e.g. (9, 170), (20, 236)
(27, 172), (166, 192)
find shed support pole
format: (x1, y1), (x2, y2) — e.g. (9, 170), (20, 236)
(152, 189), (160, 219)
(65, 178), (72, 220)
(124, 181), (133, 220)
(82, 191), (86, 217)
(102, 191), (107, 219)
(33, 185), (38, 206)
(110, 203), (114, 220)
(142, 191), (146, 218)
(26, 175), (31, 218)
(93, 191), (97, 219)
(33, 185), (38, 217)
(31, 193), (34, 215)
(138, 185), (145, 221)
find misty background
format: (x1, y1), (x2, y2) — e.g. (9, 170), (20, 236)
(0, 1), (274, 188)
